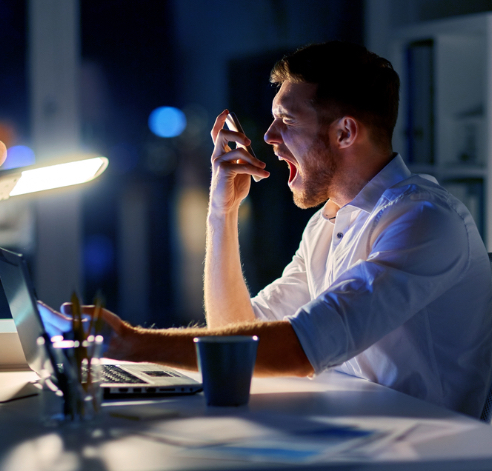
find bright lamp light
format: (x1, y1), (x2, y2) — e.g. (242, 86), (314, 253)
(0, 156), (109, 200)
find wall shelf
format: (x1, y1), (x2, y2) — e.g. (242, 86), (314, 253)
(390, 12), (492, 248)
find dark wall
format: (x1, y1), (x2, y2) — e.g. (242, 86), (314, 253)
(227, 3), (363, 294)
(0, 0), (364, 323)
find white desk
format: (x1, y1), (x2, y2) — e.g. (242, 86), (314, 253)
(1, 369), (492, 470)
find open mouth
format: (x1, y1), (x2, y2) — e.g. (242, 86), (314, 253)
(286, 161), (298, 184)
(276, 151), (298, 186)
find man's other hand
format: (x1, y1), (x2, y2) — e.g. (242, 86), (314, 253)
(37, 301), (75, 339)
(37, 300), (139, 361)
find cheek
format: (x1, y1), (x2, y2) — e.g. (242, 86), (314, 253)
(283, 131), (311, 154)
(292, 137), (319, 158)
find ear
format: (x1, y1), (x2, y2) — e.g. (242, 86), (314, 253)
(335, 117), (358, 149)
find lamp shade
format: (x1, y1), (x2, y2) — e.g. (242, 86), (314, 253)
(0, 156), (109, 200)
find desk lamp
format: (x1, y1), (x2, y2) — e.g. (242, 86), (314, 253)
(0, 141), (108, 200)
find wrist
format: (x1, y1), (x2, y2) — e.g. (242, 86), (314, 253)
(207, 205), (239, 227)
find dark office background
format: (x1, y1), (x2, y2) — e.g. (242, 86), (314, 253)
(0, 0), (491, 327)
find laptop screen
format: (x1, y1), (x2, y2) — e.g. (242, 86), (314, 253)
(0, 248), (49, 375)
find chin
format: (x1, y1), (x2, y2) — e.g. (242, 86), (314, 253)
(293, 192), (327, 210)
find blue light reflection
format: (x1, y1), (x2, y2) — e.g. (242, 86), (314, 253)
(148, 106), (187, 138)
(4, 145), (36, 169)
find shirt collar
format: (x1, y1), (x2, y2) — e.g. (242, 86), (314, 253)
(346, 153), (411, 213)
(322, 154), (412, 220)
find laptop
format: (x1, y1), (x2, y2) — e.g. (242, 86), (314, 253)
(0, 247), (202, 399)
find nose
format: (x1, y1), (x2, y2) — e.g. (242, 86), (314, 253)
(264, 120), (282, 146)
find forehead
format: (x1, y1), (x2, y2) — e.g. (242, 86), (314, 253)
(272, 81), (318, 116)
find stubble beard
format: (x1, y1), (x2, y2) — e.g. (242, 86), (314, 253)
(292, 135), (337, 209)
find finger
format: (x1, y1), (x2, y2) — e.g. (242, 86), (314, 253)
(222, 160), (270, 181)
(60, 302), (74, 315)
(231, 150), (269, 182)
(215, 128), (251, 150)
(39, 300), (71, 321)
(37, 301), (73, 334)
(214, 151), (270, 182)
(61, 302), (99, 316)
(214, 146), (266, 170)
(211, 109), (229, 143)
(60, 302), (89, 317)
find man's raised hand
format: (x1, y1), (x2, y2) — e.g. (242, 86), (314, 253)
(209, 110), (269, 216)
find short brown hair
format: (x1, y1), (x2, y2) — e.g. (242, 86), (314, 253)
(270, 41), (400, 145)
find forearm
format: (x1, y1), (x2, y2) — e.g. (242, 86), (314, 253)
(111, 320), (313, 377)
(204, 210), (256, 328)
(203, 110), (269, 328)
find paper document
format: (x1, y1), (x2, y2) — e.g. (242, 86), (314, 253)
(137, 412), (416, 464)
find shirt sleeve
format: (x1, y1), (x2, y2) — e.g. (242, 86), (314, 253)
(250, 210), (326, 322)
(288, 188), (472, 374)
(251, 246), (312, 321)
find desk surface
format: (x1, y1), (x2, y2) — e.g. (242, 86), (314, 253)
(1, 369), (492, 471)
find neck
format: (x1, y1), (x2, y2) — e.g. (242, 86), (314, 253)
(330, 148), (394, 208)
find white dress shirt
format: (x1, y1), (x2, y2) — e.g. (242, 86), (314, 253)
(252, 154), (492, 418)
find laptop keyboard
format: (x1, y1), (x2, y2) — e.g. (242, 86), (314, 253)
(79, 364), (180, 384)
(102, 365), (145, 384)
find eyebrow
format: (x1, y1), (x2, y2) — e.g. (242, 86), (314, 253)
(272, 101), (298, 118)
(273, 109), (295, 119)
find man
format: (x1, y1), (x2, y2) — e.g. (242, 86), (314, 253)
(41, 41), (492, 418)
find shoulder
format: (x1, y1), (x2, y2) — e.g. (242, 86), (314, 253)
(370, 175), (477, 248)
(379, 175), (470, 222)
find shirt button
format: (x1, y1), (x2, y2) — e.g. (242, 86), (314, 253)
(336, 232), (343, 239)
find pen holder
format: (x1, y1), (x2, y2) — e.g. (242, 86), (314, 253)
(38, 335), (103, 426)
